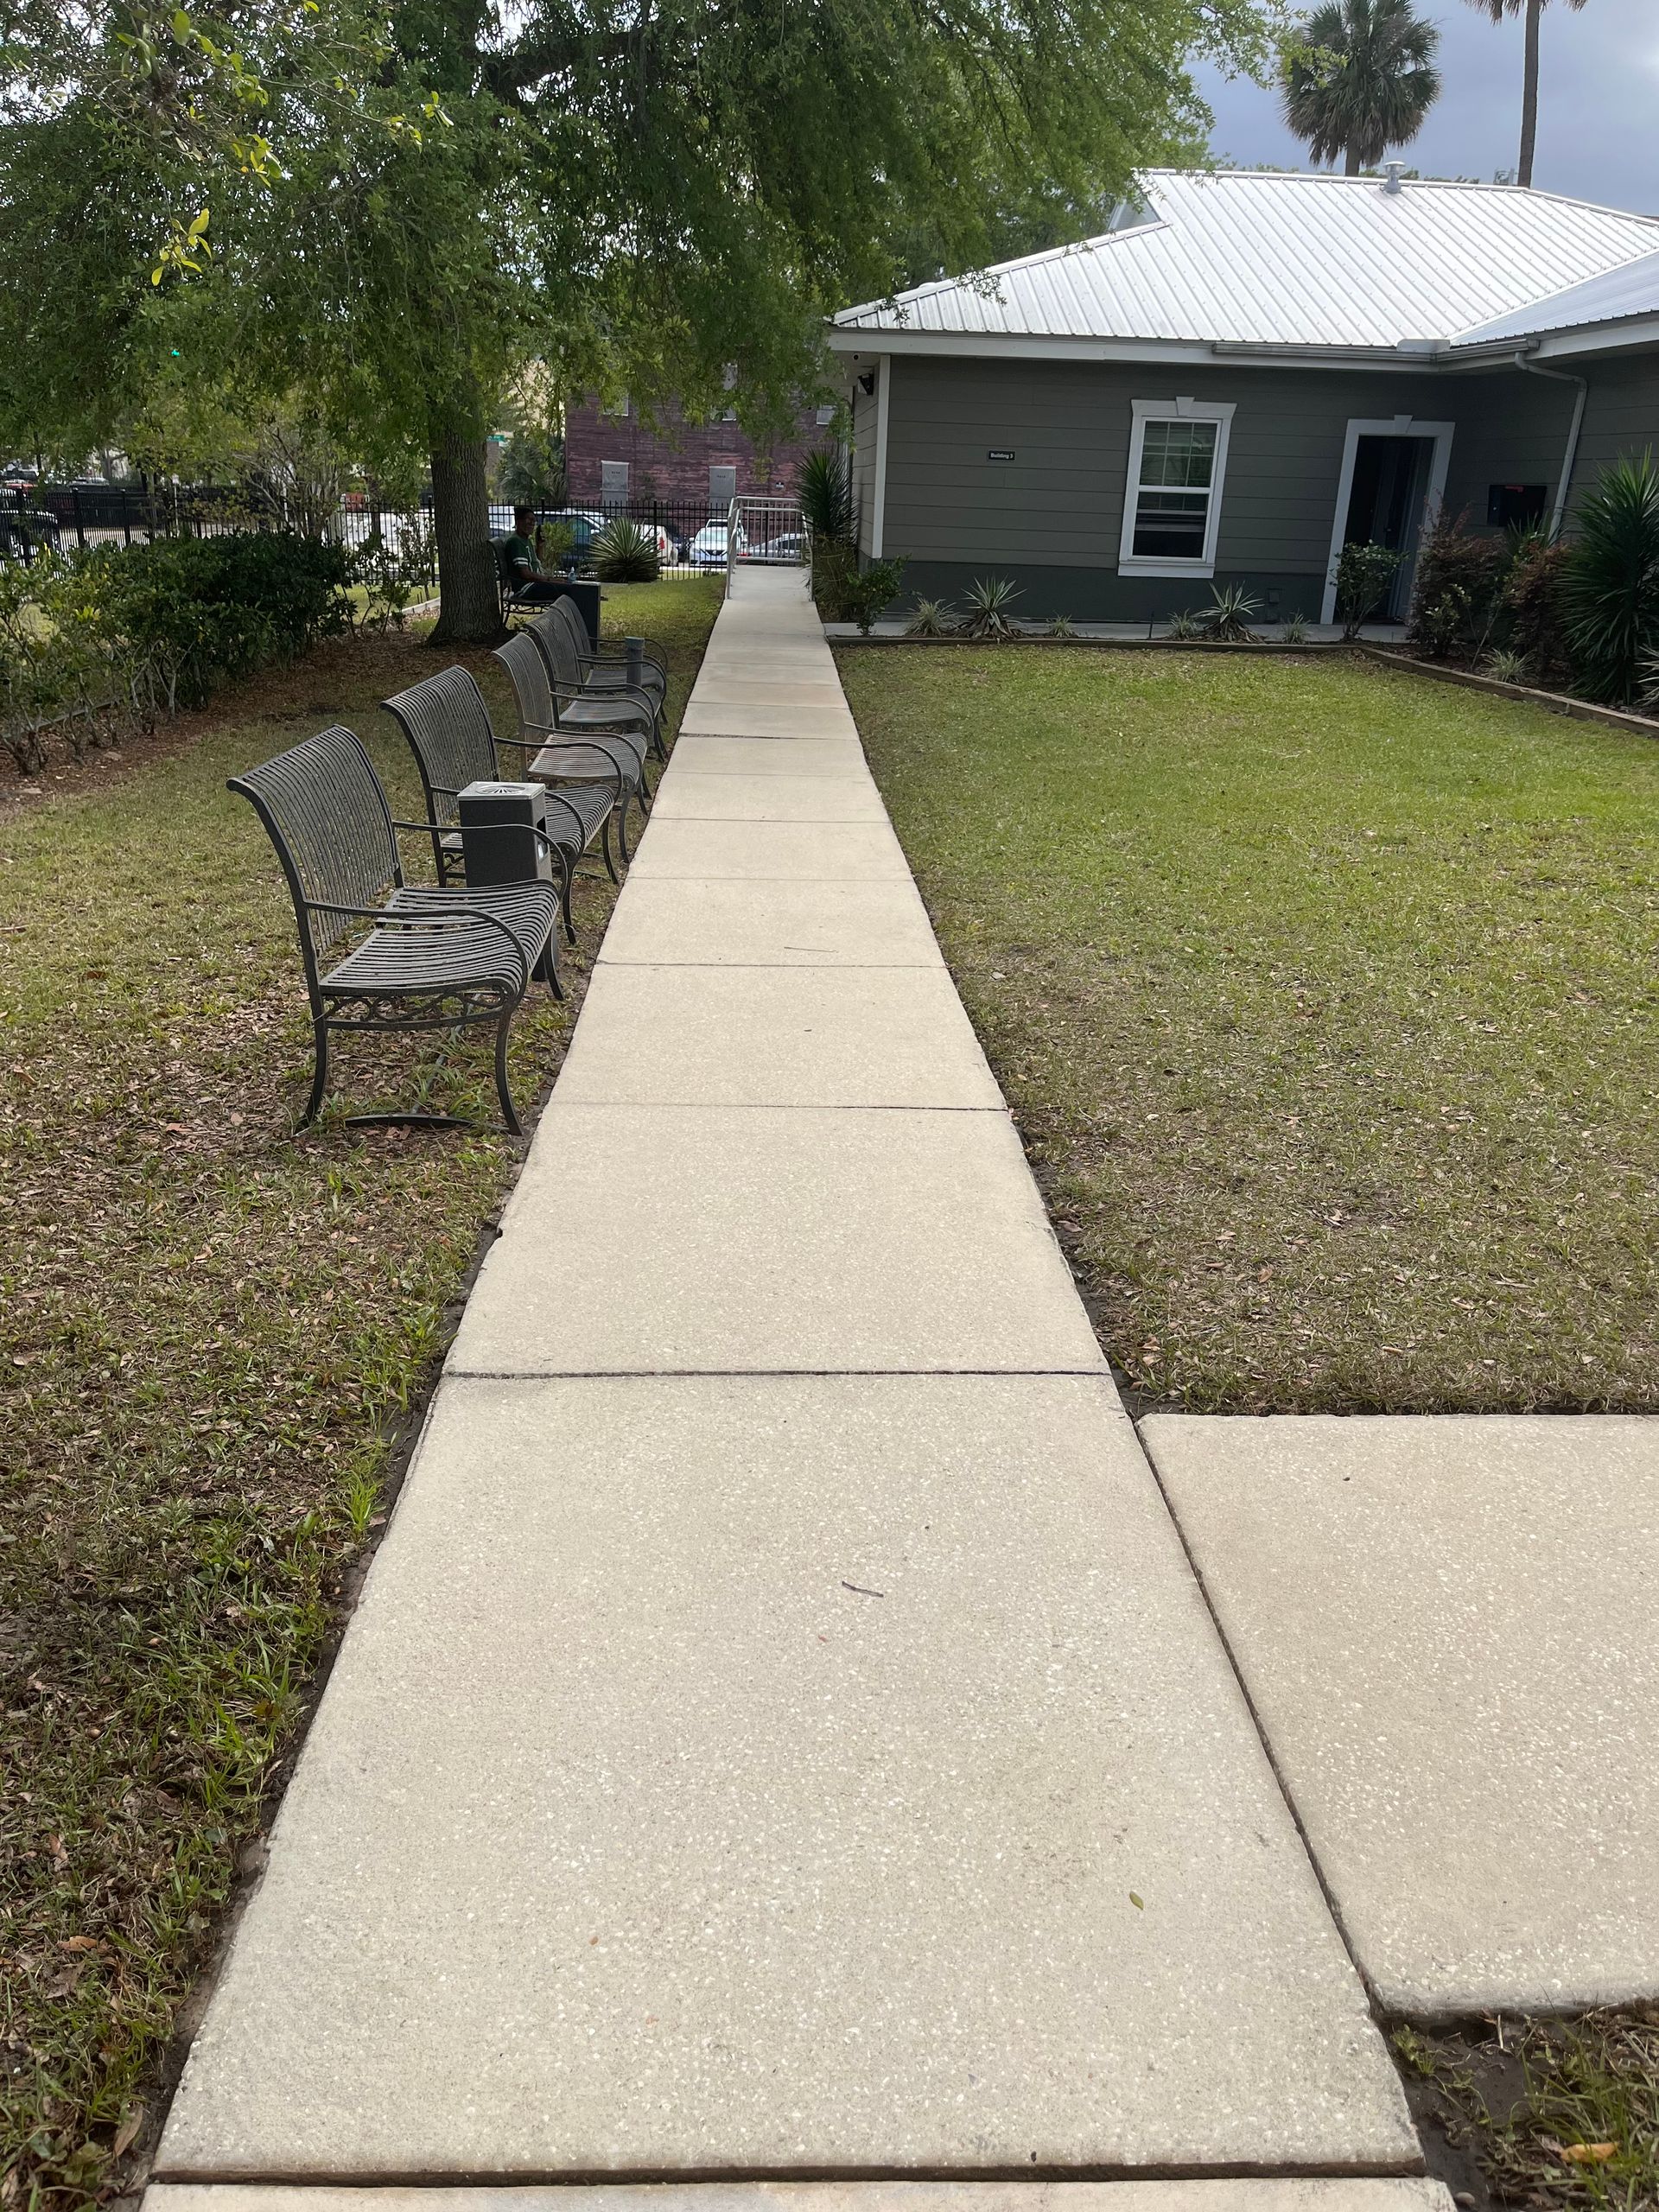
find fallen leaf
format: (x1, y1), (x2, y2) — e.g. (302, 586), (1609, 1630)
(1129, 1892), (1144, 1910)
(111, 2101), (145, 2159)
(1561, 2144), (1617, 2164)
(58, 1935), (99, 1953)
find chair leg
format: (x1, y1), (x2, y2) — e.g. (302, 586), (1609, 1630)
(559, 851), (578, 946)
(493, 1009), (522, 1136)
(298, 1018), (330, 1128)
(615, 798), (631, 865)
(601, 814), (620, 884)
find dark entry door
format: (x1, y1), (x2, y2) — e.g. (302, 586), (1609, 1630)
(1343, 435), (1434, 618)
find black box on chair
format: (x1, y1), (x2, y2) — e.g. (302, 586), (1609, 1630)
(457, 781), (552, 886)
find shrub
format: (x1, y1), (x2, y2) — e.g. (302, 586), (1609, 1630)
(842, 557), (906, 634)
(1408, 513), (1503, 658)
(0, 529), (352, 764)
(353, 518), (438, 633)
(1046, 613), (1078, 639)
(1565, 453), (1659, 704)
(1336, 540), (1407, 639)
(1165, 608), (1201, 639)
(906, 597), (957, 637)
(1197, 584), (1261, 642)
(1502, 531), (1571, 686)
(962, 575), (1022, 639)
(592, 517), (661, 583)
(1281, 611), (1311, 644)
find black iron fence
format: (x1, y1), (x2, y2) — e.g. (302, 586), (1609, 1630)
(0, 484), (784, 577)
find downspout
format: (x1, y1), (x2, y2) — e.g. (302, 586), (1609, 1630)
(1513, 350), (1588, 537)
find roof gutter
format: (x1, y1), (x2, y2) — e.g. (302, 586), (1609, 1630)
(1511, 347), (1589, 537)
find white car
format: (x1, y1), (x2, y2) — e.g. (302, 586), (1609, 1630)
(688, 520), (742, 566)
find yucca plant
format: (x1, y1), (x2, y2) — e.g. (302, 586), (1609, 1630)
(1165, 608), (1202, 639)
(906, 597), (957, 637)
(1198, 584), (1262, 641)
(798, 448), (855, 547)
(592, 517), (661, 582)
(1281, 610), (1311, 644)
(1565, 453), (1659, 704)
(962, 575), (1022, 639)
(1046, 613), (1078, 638)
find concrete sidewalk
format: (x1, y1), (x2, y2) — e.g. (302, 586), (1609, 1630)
(151, 571), (1426, 2198)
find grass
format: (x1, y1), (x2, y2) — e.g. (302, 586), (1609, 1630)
(838, 645), (1659, 1412)
(1395, 2015), (1659, 2209)
(0, 577), (721, 2206)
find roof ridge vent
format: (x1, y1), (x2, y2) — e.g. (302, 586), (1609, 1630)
(1382, 160), (1406, 194)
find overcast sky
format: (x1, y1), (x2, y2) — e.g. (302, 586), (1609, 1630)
(1193, 0), (1659, 214)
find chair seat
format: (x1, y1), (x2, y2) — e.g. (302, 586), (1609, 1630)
(537, 779), (615, 850)
(321, 880), (560, 1000)
(533, 743), (643, 794)
(584, 661), (667, 701)
(559, 693), (654, 734)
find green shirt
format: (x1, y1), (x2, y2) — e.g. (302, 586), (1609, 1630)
(503, 530), (542, 583)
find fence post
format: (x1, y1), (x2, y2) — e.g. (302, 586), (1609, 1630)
(72, 487), (85, 550)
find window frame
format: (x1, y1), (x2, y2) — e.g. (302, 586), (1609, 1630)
(1117, 397), (1236, 579)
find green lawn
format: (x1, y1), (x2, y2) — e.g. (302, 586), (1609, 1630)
(840, 645), (1659, 1414)
(0, 578), (721, 2205)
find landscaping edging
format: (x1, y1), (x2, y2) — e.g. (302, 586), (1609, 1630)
(1362, 648), (1659, 740)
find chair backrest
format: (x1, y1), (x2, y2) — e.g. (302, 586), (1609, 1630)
(548, 594), (594, 665)
(381, 664), (500, 828)
(530, 604), (585, 698)
(229, 723), (401, 973)
(493, 630), (556, 741)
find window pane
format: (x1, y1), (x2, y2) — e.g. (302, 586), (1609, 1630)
(1133, 486), (1210, 560)
(1139, 420), (1217, 490)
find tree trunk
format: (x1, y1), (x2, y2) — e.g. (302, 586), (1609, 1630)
(428, 416), (501, 645)
(1344, 143), (1361, 176)
(1517, 0), (1541, 188)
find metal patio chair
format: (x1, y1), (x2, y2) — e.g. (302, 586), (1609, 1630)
(229, 722), (562, 1134)
(530, 602), (667, 766)
(544, 594), (669, 709)
(381, 664), (622, 945)
(493, 631), (650, 859)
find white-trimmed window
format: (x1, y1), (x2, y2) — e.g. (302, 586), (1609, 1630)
(1118, 398), (1236, 577)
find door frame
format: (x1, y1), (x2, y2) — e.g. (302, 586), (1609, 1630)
(1319, 416), (1455, 626)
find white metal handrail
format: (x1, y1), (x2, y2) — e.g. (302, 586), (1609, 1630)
(725, 495), (810, 591)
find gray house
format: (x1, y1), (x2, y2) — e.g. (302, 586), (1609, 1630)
(829, 169), (1659, 624)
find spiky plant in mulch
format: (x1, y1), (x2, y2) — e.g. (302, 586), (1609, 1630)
(962, 575), (1022, 639)
(1197, 584), (1262, 642)
(1046, 613), (1078, 638)
(1281, 611), (1312, 645)
(1565, 452), (1659, 704)
(906, 597), (957, 638)
(1164, 607), (1201, 639)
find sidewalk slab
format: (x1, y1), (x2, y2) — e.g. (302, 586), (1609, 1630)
(151, 2191), (1453, 2212)
(667, 736), (873, 777)
(556, 965), (1002, 1108)
(681, 703), (861, 741)
(598, 878), (944, 968)
(651, 775), (892, 823)
(448, 1105), (1105, 1376)
(1142, 1414), (1659, 2017)
(627, 820), (911, 881)
(156, 1376), (1414, 2180)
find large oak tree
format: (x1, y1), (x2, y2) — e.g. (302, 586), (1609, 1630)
(0, 0), (1275, 639)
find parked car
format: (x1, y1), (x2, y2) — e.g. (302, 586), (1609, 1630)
(757, 530), (809, 563)
(688, 519), (742, 567)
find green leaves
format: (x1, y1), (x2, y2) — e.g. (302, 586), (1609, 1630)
(1564, 452), (1659, 706)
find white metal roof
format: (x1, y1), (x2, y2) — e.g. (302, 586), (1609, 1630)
(834, 170), (1659, 353)
(1451, 247), (1659, 346)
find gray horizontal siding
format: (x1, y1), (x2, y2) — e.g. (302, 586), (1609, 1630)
(853, 347), (1659, 617)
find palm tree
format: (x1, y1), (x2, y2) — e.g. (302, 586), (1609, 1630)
(1281, 0), (1442, 177)
(1465, 0), (1589, 189)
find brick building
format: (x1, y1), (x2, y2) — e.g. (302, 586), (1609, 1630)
(563, 397), (836, 509)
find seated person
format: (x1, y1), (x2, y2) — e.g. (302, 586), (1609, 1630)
(500, 505), (566, 603)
